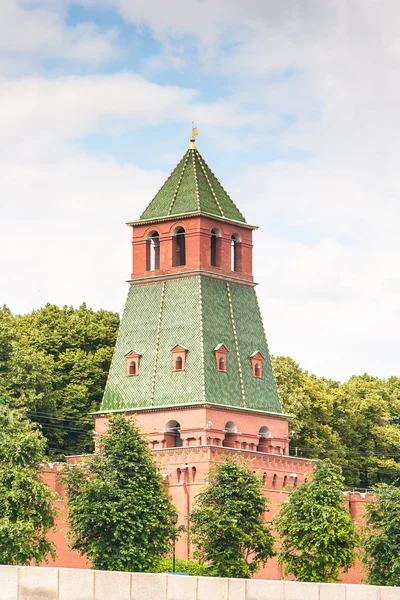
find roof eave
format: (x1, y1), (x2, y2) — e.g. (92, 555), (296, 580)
(126, 212), (258, 230)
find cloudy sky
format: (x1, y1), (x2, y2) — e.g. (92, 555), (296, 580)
(2, 0), (400, 381)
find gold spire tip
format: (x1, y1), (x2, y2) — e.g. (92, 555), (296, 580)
(190, 123), (198, 149)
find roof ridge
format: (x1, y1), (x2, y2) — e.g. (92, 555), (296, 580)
(167, 150), (190, 216)
(191, 150), (201, 211)
(195, 150), (225, 218)
(196, 151), (246, 223)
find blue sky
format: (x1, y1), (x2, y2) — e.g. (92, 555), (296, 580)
(1, 0), (400, 380)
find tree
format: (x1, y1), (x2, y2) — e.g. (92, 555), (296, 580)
(3, 303), (119, 457)
(190, 458), (275, 578)
(275, 460), (357, 582)
(362, 483), (400, 586)
(62, 414), (176, 572)
(0, 406), (56, 565)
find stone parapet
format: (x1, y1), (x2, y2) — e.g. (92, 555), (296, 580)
(1, 566), (398, 600)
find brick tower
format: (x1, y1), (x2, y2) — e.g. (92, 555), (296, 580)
(94, 134), (312, 576)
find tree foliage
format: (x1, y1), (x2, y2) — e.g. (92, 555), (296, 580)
(275, 460), (357, 582)
(0, 303), (119, 457)
(62, 415), (176, 572)
(362, 483), (400, 586)
(0, 406), (56, 565)
(273, 356), (400, 488)
(190, 458), (275, 578)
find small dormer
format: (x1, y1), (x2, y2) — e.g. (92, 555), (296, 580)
(214, 344), (228, 372)
(250, 351), (264, 379)
(125, 351), (141, 377)
(172, 345), (188, 372)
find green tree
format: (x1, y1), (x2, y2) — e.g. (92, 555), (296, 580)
(4, 303), (119, 457)
(62, 414), (176, 572)
(0, 406), (56, 565)
(272, 356), (344, 465)
(362, 483), (400, 586)
(275, 460), (357, 582)
(190, 458), (275, 578)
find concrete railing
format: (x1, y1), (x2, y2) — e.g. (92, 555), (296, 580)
(1, 565), (399, 600)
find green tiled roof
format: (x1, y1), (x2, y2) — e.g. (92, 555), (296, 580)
(101, 276), (281, 414)
(138, 148), (246, 224)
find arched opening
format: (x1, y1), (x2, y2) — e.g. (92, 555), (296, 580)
(262, 472), (267, 485)
(210, 228), (221, 267)
(129, 361), (136, 376)
(257, 425), (271, 453)
(176, 468), (182, 484)
(173, 227), (186, 266)
(223, 421), (237, 448)
(218, 357), (226, 372)
(146, 231), (160, 271)
(283, 475), (288, 488)
(165, 420), (182, 448)
(192, 466), (197, 482)
(254, 363), (261, 378)
(273, 473), (277, 487)
(231, 233), (241, 272)
(175, 356), (183, 371)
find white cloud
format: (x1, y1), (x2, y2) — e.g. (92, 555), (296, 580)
(2, 0), (400, 381)
(0, 0), (119, 66)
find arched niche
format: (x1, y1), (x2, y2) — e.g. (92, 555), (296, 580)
(164, 420), (182, 448)
(257, 425), (272, 453)
(222, 420), (237, 448)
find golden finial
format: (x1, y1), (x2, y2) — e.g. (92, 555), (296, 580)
(190, 121), (198, 149)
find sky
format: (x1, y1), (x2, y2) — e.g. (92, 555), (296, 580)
(1, 0), (400, 382)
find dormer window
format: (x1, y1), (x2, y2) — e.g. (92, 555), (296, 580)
(214, 344), (228, 372)
(250, 352), (264, 379)
(125, 350), (141, 377)
(172, 345), (187, 372)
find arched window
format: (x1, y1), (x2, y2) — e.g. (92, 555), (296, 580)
(129, 361), (136, 376)
(273, 473), (277, 487)
(192, 466), (197, 482)
(210, 228), (220, 267)
(283, 475), (288, 488)
(231, 233), (241, 272)
(173, 227), (186, 266)
(165, 420), (182, 448)
(223, 421), (237, 448)
(146, 231), (160, 271)
(259, 426), (271, 439)
(225, 421), (237, 434)
(175, 356), (183, 371)
(257, 426), (271, 453)
(255, 364), (261, 378)
(219, 357), (226, 372)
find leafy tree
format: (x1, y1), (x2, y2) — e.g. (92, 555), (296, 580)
(275, 460), (357, 582)
(62, 414), (176, 572)
(272, 356), (400, 488)
(3, 303), (119, 457)
(362, 483), (400, 586)
(190, 458), (275, 578)
(0, 406), (56, 565)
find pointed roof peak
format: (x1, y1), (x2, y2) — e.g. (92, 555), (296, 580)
(134, 142), (248, 226)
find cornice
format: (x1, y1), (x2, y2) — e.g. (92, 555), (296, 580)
(92, 402), (292, 420)
(127, 211), (258, 230)
(127, 270), (257, 288)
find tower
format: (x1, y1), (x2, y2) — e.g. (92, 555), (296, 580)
(94, 135), (311, 574)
